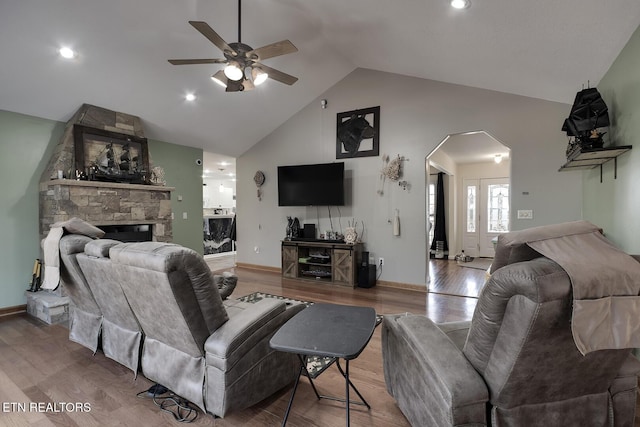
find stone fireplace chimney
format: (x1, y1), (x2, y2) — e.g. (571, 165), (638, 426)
(39, 104), (173, 242)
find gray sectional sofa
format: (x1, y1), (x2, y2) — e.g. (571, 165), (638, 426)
(58, 234), (304, 418)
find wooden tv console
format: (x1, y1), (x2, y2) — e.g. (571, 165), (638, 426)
(281, 240), (362, 287)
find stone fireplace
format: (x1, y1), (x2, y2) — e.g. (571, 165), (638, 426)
(39, 104), (173, 242)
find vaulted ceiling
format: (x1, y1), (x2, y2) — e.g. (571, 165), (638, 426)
(1, 0), (639, 157)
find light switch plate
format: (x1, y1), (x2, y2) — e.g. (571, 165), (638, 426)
(182, 212), (188, 220)
(517, 210), (533, 219)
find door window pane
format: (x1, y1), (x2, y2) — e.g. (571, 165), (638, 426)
(428, 183), (436, 244)
(487, 184), (509, 232)
(466, 185), (476, 233)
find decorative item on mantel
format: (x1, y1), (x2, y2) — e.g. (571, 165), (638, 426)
(150, 166), (166, 186)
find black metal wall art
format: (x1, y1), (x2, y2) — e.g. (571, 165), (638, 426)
(336, 106), (380, 159)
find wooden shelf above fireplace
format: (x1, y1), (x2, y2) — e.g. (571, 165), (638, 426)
(40, 179), (174, 192)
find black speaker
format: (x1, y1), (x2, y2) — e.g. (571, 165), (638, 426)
(303, 223), (316, 239)
(358, 265), (376, 288)
(361, 251), (368, 266)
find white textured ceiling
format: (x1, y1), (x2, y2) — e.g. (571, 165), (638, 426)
(436, 132), (510, 164)
(1, 0), (639, 158)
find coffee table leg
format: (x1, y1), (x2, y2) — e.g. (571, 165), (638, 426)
(336, 359), (371, 410)
(346, 360), (350, 426)
(281, 356), (307, 426)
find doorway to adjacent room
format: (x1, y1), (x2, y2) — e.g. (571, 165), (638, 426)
(425, 130), (511, 296)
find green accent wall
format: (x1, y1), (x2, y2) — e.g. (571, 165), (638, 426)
(0, 110), (64, 308)
(148, 139), (203, 254)
(583, 25), (640, 252)
(0, 109), (203, 310)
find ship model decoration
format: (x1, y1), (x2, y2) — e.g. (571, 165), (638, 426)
(562, 85), (610, 159)
(88, 142), (146, 183)
(73, 125), (150, 184)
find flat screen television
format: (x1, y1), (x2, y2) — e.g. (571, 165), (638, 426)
(278, 162), (345, 206)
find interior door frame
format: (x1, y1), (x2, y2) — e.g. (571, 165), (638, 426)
(425, 130), (512, 289)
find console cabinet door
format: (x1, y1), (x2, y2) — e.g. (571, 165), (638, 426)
(282, 245), (298, 278)
(332, 249), (353, 286)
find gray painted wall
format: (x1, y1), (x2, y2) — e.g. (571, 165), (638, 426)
(0, 109), (203, 310)
(583, 25), (640, 252)
(237, 68), (582, 287)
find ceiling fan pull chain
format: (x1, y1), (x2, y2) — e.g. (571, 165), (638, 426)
(237, 0), (242, 44)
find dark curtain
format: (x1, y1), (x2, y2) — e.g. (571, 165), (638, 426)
(430, 172), (449, 254)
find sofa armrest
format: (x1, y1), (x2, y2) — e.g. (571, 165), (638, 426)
(205, 299), (304, 370)
(382, 313), (488, 426)
(610, 354), (640, 427)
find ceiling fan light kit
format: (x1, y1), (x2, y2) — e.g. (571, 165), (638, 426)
(211, 71), (228, 88)
(168, 0), (298, 92)
(224, 62), (244, 81)
(252, 67), (268, 86)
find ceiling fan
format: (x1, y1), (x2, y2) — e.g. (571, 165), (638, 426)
(168, 0), (298, 92)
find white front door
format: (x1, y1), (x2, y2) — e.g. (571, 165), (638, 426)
(463, 178), (510, 258)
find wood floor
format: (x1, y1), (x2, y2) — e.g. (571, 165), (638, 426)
(428, 259), (488, 298)
(0, 261), (637, 426)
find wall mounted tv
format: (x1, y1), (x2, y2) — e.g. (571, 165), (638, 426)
(278, 162), (345, 206)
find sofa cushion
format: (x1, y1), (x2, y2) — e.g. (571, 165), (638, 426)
(110, 242), (228, 337)
(53, 217), (105, 238)
(84, 239), (121, 258)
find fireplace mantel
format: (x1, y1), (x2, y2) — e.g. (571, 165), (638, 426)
(40, 179), (175, 193)
(39, 179), (174, 242)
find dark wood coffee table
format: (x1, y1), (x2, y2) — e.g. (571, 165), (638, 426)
(269, 303), (376, 427)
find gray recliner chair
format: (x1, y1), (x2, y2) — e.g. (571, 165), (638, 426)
(59, 234), (103, 353)
(77, 239), (143, 375)
(107, 241), (304, 418)
(382, 237), (640, 426)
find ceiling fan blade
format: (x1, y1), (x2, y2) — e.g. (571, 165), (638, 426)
(246, 40), (298, 61)
(189, 21), (236, 55)
(256, 64), (298, 86)
(168, 59), (227, 65)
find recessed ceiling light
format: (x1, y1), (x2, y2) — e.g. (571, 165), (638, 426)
(451, 0), (470, 9)
(185, 93), (196, 101)
(59, 47), (76, 59)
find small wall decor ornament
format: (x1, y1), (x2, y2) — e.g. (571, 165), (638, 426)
(378, 154), (407, 195)
(253, 170), (265, 201)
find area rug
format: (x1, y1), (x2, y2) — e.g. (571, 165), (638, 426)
(458, 258), (493, 271)
(237, 292), (382, 379)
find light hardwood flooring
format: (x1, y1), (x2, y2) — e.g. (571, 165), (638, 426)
(0, 262), (637, 426)
(428, 258), (488, 298)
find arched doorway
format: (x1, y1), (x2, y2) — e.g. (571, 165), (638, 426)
(425, 130), (511, 294)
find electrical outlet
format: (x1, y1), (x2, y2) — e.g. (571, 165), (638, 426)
(378, 257), (384, 267)
(517, 210), (533, 219)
